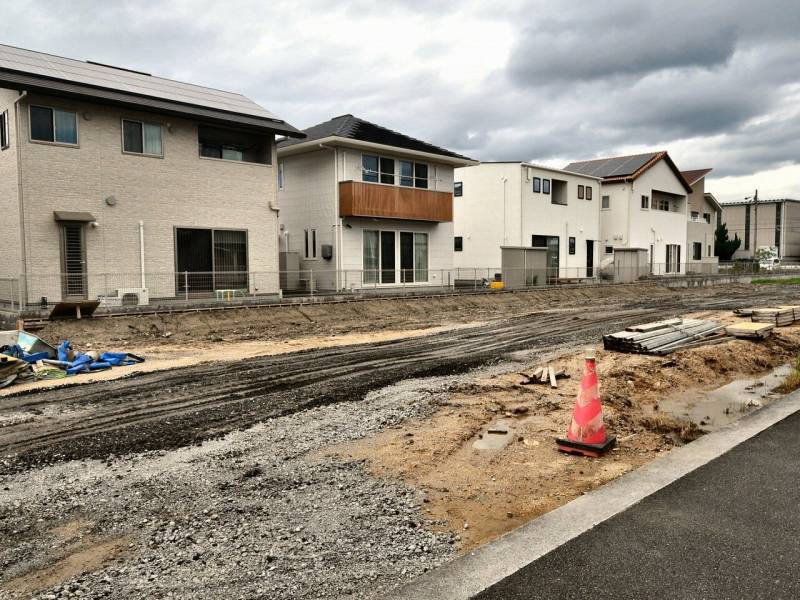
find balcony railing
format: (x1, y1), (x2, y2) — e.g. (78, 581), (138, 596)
(339, 180), (453, 222)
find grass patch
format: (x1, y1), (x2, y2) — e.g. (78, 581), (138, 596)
(776, 355), (800, 394)
(752, 277), (800, 285)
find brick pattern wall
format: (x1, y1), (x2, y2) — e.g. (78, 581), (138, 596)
(14, 91), (280, 302)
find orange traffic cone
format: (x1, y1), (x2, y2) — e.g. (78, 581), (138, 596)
(556, 349), (616, 457)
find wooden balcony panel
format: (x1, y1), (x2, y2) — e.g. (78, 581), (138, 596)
(339, 180), (453, 222)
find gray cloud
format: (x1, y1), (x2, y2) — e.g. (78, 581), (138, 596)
(1, 0), (799, 200)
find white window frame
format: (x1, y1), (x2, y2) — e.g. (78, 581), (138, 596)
(28, 104), (79, 147)
(399, 159), (429, 189)
(454, 181), (463, 197)
(641, 195), (650, 210)
(121, 118), (163, 157)
(657, 198), (670, 212)
(278, 160), (285, 190)
(304, 228), (318, 260)
(361, 229), (430, 285)
(601, 195), (610, 210)
(585, 186), (592, 201)
(604, 245), (614, 255)
(400, 230), (429, 283)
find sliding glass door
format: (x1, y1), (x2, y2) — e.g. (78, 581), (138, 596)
(365, 230), (429, 284)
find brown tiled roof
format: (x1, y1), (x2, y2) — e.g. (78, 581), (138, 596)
(681, 168), (713, 187)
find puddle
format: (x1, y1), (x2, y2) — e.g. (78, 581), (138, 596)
(473, 419), (515, 450)
(654, 364), (793, 430)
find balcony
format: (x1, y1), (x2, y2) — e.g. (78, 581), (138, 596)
(339, 181), (453, 222)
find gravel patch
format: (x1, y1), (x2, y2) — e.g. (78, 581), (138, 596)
(0, 373), (487, 600)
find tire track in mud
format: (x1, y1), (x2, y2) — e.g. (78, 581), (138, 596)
(1, 286), (797, 472)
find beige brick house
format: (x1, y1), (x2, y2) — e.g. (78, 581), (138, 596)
(0, 44), (302, 307)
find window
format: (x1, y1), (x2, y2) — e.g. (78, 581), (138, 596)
(585, 186), (592, 200)
(0, 110), (8, 149)
(362, 155), (379, 183)
(542, 179), (551, 194)
(577, 185), (584, 200)
(122, 119), (162, 156)
(569, 237), (576, 255)
(30, 105), (77, 144)
(604, 245), (614, 254)
(703, 213), (711, 224)
(304, 229), (317, 259)
(399, 160), (428, 189)
(657, 198), (670, 211)
(198, 125), (269, 164)
(744, 205), (751, 250)
(454, 236), (463, 252)
(692, 242), (702, 261)
(641, 195), (650, 210)
(601, 195), (610, 209)
(454, 182), (463, 197)
(690, 211), (700, 222)
(708, 244), (712, 257)
(532, 177), (541, 193)
(775, 202), (782, 248)
(175, 228), (248, 292)
(278, 161), (285, 190)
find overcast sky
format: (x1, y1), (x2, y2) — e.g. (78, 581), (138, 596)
(3, 0), (799, 201)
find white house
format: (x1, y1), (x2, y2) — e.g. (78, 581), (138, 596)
(276, 115), (476, 291)
(564, 152), (693, 274)
(453, 162), (602, 280)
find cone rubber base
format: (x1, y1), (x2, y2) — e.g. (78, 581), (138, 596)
(556, 436), (617, 458)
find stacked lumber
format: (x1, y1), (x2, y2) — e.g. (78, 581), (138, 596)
(726, 322), (775, 339)
(603, 319), (726, 355)
(520, 365), (569, 389)
(751, 307), (795, 326)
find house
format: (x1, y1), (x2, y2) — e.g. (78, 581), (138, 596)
(452, 162), (602, 281)
(0, 44), (302, 308)
(681, 168), (722, 272)
(564, 151), (693, 274)
(720, 199), (800, 260)
(276, 115), (476, 291)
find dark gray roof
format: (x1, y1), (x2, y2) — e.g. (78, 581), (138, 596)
(564, 151), (692, 193)
(0, 44), (302, 136)
(564, 152), (661, 178)
(278, 114), (474, 161)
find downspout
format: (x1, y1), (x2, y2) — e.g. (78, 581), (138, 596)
(13, 91), (28, 305)
(269, 199), (280, 295)
(138, 221), (146, 289)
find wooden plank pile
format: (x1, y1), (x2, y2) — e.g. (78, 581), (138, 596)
(725, 322), (775, 339)
(519, 365), (570, 389)
(751, 306), (796, 327)
(603, 318), (727, 355)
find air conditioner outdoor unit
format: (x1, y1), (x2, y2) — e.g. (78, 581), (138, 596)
(116, 288), (149, 306)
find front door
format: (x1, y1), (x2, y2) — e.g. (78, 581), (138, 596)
(61, 222), (87, 299)
(586, 240), (594, 278)
(533, 235), (560, 281)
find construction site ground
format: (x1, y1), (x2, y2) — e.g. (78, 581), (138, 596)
(1, 283), (800, 599)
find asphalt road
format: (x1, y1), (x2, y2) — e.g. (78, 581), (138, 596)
(475, 409), (800, 600)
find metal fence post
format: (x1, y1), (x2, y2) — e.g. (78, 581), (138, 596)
(184, 271), (189, 302)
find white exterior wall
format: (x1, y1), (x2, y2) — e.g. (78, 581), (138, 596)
(278, 141), (457, 289)
(0, 89), (22, 281)
(453, 163), (600, 276)
(277, 149), (337, 280)
(453, 163), (519, 270)
(601, 160), (688, 267)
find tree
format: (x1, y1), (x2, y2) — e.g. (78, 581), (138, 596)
(715, 222), (741, 261)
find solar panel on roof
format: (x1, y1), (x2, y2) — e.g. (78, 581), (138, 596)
(0, 44), (277, 120)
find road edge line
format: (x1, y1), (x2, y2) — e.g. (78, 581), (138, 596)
(383, 390), (800, 600)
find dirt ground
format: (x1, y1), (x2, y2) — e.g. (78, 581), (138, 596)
(331, 318), (800, 551)
(32, 284), (675, 350)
